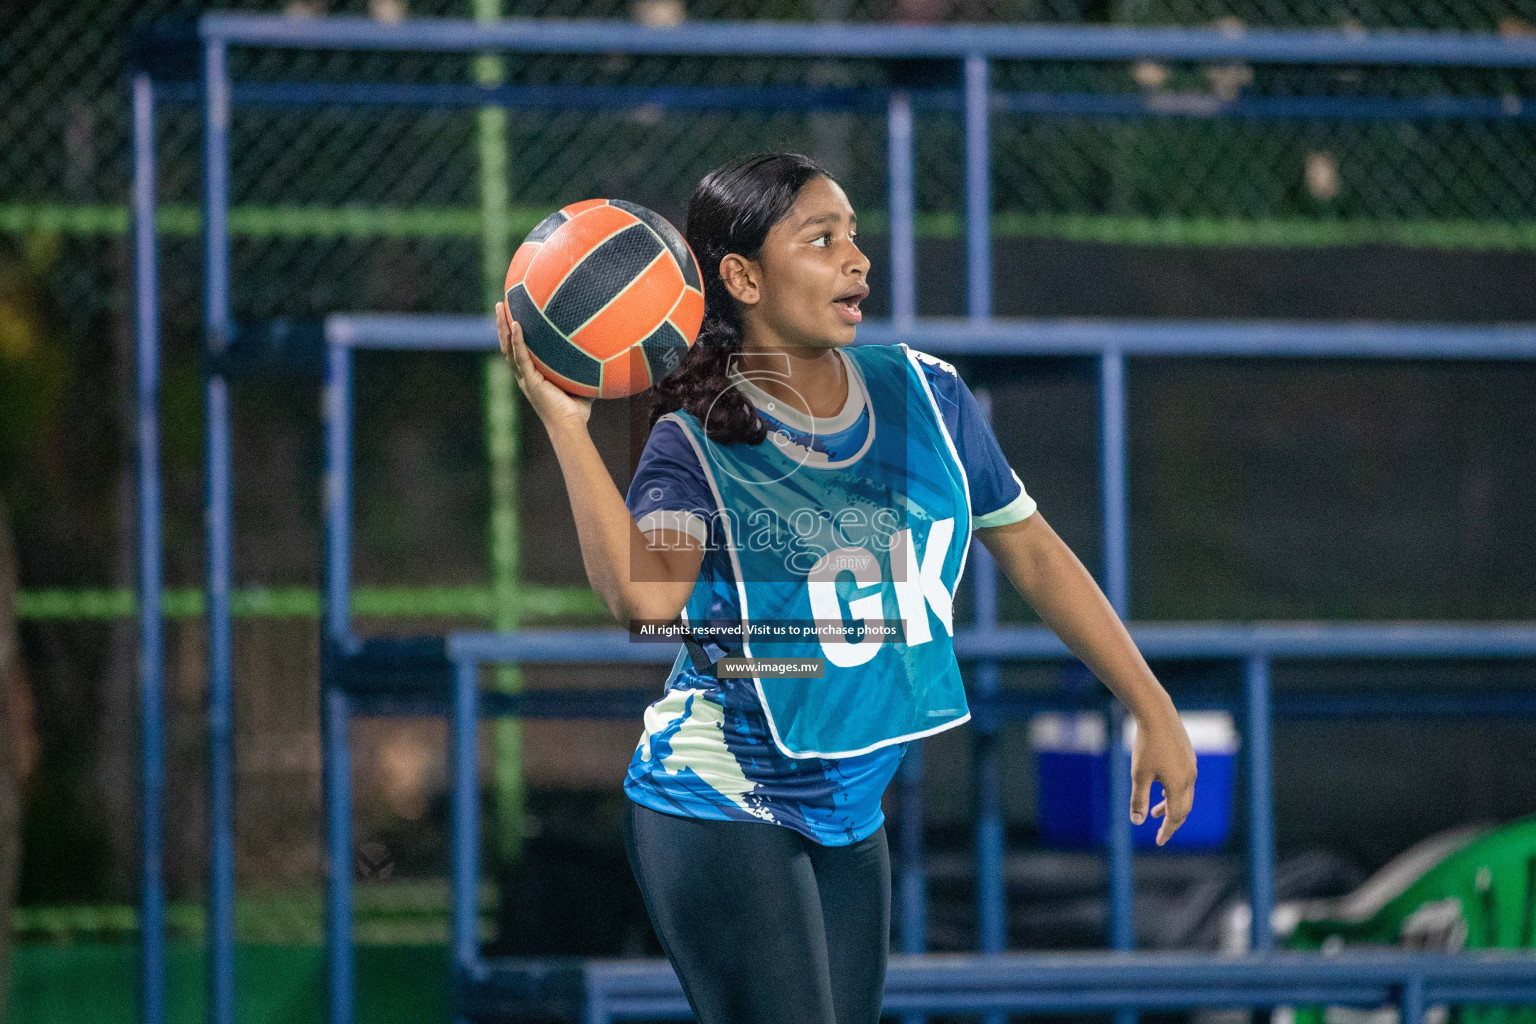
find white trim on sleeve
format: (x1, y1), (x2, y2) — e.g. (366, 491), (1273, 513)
(637, 508), (708, 544)
(971, 469), (1037, 529)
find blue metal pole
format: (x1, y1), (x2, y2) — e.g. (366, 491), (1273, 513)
(973, 642), (1005, 952)
(1246, 652), (1276, 954)
(1107, 702), (1134, 949)
(963, 54), (990, 323)
(971, 391), (1006, 1024)
(189, 78), (1536, 121)
(451, 657), (482, 1024)
(322, 340), (355, 1024)
(890, 79), (925, 1024)
(202, 36), (236, 1024)
(323, 686), (354, 1024)
(329, 313), (1536, 359)
(1100, 350), (1129, 616)
(897, 742), (926, 955)
(194, 16), (1536, 68)
(132, 69), (166, 1024)
(886, 88), (915, 331)
(324, 343), (354, 651)
(1102, 347), (1136, 1024)
(964, 64), (1002, 1024)
(897, 740), (925, 1024)
(1399, 974), (1426, 1024)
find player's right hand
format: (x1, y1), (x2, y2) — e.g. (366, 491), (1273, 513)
(497, 300), (594, 429)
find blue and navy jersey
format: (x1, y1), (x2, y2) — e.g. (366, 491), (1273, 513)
(621, 345), (1037, 846)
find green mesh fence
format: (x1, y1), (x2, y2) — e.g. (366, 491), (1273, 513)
(4, 1), (1535, 263)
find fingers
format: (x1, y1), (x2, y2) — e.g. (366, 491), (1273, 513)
(493, 302), (594, 426)
(1129, 767), (1152, 826)
(496, 302), (534, 389)
(1156, 810), (1181, 845)
(1155, 777), (1197, 847)
(495, 302), (516, 369)
(507, 310), (536, 379)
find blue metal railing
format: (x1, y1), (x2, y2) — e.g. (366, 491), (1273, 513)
(145, 80), (1536, 121)
(129, 15), (1536, 1024)
(443, 628), (1536, 1023)
(195, 15), (1536, 65)
(325, 314), (1536, 357)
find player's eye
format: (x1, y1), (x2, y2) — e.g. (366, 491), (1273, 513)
(811, 229), (856, 247)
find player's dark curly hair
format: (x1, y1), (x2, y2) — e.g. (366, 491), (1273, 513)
(648, 152), (834, 446)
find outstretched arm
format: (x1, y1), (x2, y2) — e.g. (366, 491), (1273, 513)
(975, 511), (1197, 845)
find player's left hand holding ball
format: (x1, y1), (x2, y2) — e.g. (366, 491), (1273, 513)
(497, 300), (594, 429)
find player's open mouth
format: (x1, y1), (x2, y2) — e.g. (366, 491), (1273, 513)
(832, 285), (869, 324)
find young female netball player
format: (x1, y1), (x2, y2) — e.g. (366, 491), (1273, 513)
(495, 152), (1197, 1024)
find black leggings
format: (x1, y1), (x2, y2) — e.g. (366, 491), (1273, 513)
(622, 800), (891, 1024)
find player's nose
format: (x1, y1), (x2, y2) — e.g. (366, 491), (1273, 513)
(846, 240), (870, 276)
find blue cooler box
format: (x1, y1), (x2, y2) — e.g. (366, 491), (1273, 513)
(1028, 711), (1238, 850)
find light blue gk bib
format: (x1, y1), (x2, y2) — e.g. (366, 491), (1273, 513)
(663, 342), (973, 758)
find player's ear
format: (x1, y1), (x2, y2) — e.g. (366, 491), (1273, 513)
(719, 253), (760, 306)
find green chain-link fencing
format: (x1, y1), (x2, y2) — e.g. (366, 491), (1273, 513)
(4, 0), (1536, 329)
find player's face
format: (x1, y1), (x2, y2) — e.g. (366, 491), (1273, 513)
(754, 176), (871, 350)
